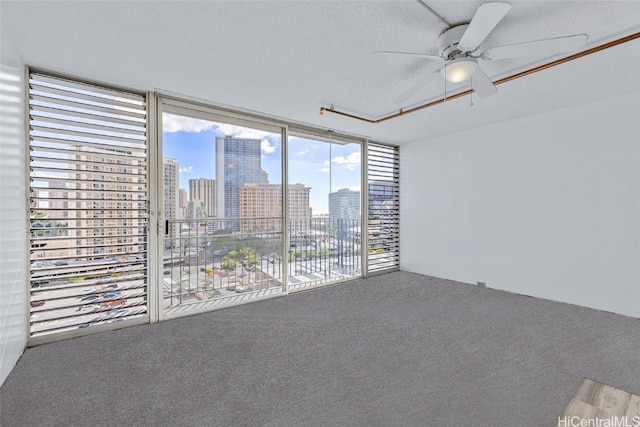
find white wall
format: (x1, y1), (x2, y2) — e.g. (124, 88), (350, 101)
(401, 92), (640, 317)
(0, 29), (27, 386)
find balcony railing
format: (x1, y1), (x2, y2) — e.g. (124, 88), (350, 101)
(29, 216), (365, 332)
(163, 217), (361, 316)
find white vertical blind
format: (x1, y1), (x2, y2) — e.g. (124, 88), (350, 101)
(28, 71), (148, 337)
(367, 142), (400, 273)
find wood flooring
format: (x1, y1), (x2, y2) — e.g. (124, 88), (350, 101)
(559, 378), (640, 426)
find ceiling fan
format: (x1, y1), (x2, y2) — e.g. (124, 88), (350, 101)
(376, 2), (588, 104)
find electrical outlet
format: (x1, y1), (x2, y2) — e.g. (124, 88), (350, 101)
(477, 281), (486, 288)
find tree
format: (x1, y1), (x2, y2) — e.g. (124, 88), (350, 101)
(226, 247), (258, 266)
(221, 256), (237, 271)
(236, 247), (258, 266)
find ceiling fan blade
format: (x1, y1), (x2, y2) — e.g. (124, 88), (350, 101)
(393, 71), (439, 104)
(459, 2), (512, 52)
(471, 67), (497, 98)
(481, 34), (588, 60)
(373, 51), (442, 61)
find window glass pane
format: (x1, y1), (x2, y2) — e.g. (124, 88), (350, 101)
(287, 135), (362, 290)
(161, 113), (283, 317)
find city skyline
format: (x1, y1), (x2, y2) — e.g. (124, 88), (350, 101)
(163, 113), (361, 215)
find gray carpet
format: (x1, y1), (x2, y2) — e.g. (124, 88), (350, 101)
(1, 271), (639, 427)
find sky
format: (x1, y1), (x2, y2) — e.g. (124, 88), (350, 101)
(162, 113), (361, 215)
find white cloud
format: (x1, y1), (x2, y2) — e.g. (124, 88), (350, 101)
(215, 123), (278, 154)
(332, 151), (360, 165)
(162, 115), (279, 155)
(331, 151), (361, 171)
(214, 123), (273, 141)
(319, 167), (330, 173)
(163, 114), (216, 133)
(179, 166), (193, 173)
(261, 139), (277, 154)
(298, 144), (320, 156)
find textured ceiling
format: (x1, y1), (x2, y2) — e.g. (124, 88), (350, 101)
(2, 0), (640, 145)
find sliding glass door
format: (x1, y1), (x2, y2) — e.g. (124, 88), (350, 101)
(158, 103), (284, 318)
(287, 133), (363, 290)
(156, 101), (366, 315)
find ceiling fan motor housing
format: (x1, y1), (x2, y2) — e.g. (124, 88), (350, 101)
(438, 25), (470, 59)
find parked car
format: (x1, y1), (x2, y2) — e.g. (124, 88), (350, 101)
(77, 304), (103, 313)
(31, 261), (52, 268)
(103, 291), (123, 300)
(106, 299), (126, 307)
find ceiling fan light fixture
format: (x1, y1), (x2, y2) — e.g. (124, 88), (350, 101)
(442, 58), (478, 83)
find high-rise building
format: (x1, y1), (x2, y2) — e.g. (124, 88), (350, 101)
(30, 182), (71, 259)
(368, 180), (398, 251)
(288, 183), (311, 230)
(239, 183), (310, 232)
(186, 199), (207, 220)
(163, 158), (179, 247)
(60, 145), (147, 258)
(368, 181), (395, 211)
(189, 178), (216, 217)
(329, 188), (361, 223)
(178, 188), (188, 219)
(215, 136), (262, 225)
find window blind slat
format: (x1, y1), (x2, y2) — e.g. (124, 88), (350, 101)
(31, 104), (146, 127)
(30, 73), (144, 102)
(29, 71), (148, 338)
(30, 155), (146, 171)
(31, 144), (146, 162)
(30, 114), (147, 137)
(30, 93), (146, 119)
(30, 165), (147, 181)
(367, 143), (399, 274)
(31, 135), (146, 152)
(30, 125), (145, 144)
(30, 82), (145, 110)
